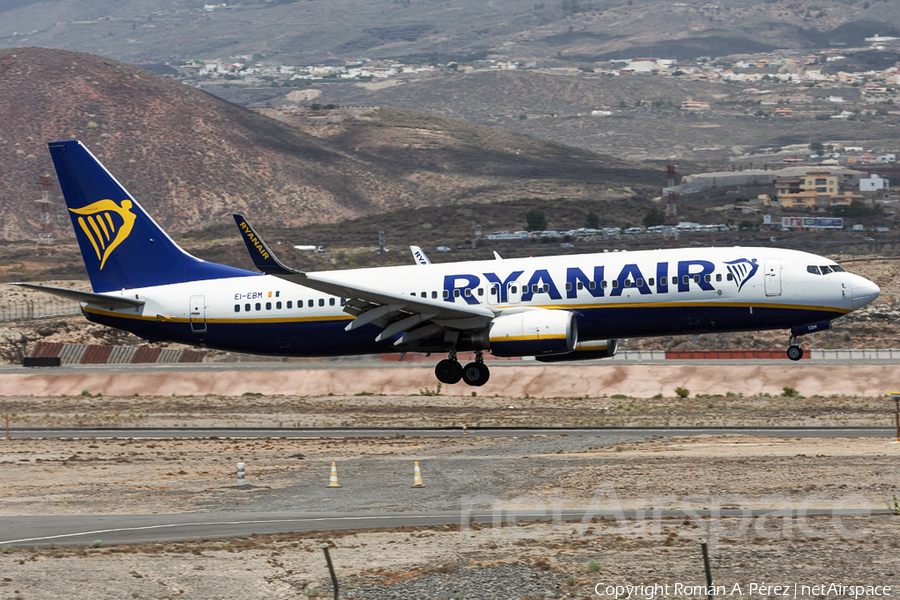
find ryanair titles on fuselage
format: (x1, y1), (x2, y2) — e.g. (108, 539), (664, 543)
(443, 258), (760, 304)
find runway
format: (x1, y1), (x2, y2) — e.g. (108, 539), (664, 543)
(6, 425), (895, 439)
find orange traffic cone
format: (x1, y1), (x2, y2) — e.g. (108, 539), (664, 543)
(412, 460), (425, 487)
(327, 461), (342, 488)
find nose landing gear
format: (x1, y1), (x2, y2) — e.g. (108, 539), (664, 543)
(434, 350), (491, 386)
(786, 335), (804, 361)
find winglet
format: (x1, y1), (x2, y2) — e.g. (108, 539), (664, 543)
(232, 214), (301, 276)
(410, 246), (431, 265)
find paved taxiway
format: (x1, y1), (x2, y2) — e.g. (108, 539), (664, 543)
(1, 508), (887, 548)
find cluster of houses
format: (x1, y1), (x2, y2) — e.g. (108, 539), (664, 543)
(772, 169), (889, 210)
(177, 35), (900, 99)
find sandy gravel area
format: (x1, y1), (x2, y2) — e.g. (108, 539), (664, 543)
(0, 388), (895, 428)
(1, 388), (898, 598)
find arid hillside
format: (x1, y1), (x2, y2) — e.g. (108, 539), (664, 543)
(0, 0), (896, 64)
(0, 48), (658, 241)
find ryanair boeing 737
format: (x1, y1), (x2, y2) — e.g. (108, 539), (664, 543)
(19, 140), (882, 386)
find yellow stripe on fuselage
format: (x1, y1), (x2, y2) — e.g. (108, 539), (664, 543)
(522, 300), (851, 314)
(83, 306), (354, 324)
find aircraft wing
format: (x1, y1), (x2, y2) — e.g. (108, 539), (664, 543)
(10, 283), (145, 310)
(233, 215), (494, 346)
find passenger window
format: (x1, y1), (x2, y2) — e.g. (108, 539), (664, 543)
(636, 278), (644, 287)
(341, 299), (347, 306)
(287, 301), (293, 309)
(464, 289), (472, 297)
(649, 277), (655, 286)
(807, 265), (820, 275)
(454, 289), (460, 298)
(543, 284), (549, 292)
(421, 292), (426, 298)
(716, 274), (722, 282)
(234, 304), (240, 313)
(693, 275), (700, 283)
(704, 275), (711, 283)
(727, 273), (733, 281)
(624, 280), (632, 288)
(479, 288), (484, 296)
(511, 286), (518, 294)
(820, 265), (833, 274)
(589, 281), (596, 290)
(245, 303), (251, 312)
(612, 280), (619, 289)
(683, 275), (690, 285)
(266, 302), (272, 310)
(308, 299), (314, 307)
(432, 291), (438, 299)
(319, 298), (325, 307)
(660, 276), (667, 286)
(256, 303), (261, 311)
(490, 287), (497, 296)
(329, 298), (336, 306)
(276, 301), (282, 309)
(443, 290), (449, 299)
(566, 282), (573, 292)
(531, 284), (538, 293)
(600, 281), (608, 288)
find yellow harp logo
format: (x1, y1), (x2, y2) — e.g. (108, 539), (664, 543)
(69, 199), (137, 270)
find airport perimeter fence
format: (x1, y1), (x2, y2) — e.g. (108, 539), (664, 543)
(0, 299), (82, 322)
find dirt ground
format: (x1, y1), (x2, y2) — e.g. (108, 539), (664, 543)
(0, 388), (896, 428)
(1, 428), (899, 599)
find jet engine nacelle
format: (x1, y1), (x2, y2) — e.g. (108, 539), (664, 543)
(476, 309), (578, 357)
(536, 339), (618, 362)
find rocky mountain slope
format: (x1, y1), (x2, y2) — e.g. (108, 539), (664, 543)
(0, 47), (657, 241)
(0, 0), (897, 64)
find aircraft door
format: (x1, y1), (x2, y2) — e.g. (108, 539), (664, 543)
(190, 295), (207, 332)
(488, 283), (501, 306)
(764, 258), (782, 297)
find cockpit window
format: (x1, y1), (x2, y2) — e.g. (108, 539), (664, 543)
(807, 265), (821, 275)
(832, 265), (846, 272)
(820, 265), (834, 274)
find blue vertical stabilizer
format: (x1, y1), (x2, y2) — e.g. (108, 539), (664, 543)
(49, 140), (256, 292)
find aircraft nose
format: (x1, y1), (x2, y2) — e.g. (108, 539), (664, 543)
(851, 276), (881, 310)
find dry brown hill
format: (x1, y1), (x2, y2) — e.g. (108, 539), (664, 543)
(0, 47), (658, 241)
(0, 0), (897, 64)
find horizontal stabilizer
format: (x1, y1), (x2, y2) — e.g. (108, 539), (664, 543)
(11, 283), (145, 310)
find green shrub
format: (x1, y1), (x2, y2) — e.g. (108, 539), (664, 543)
(674, 387), (690, 398)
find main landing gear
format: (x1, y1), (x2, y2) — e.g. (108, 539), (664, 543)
(786, 335), (804, 361)
(434, 350), (490, 386)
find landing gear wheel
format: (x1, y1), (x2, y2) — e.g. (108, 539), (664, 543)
(786, 345), (803, 361)
(435, 359), (463, 384)
(461, 362), (490, 387)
